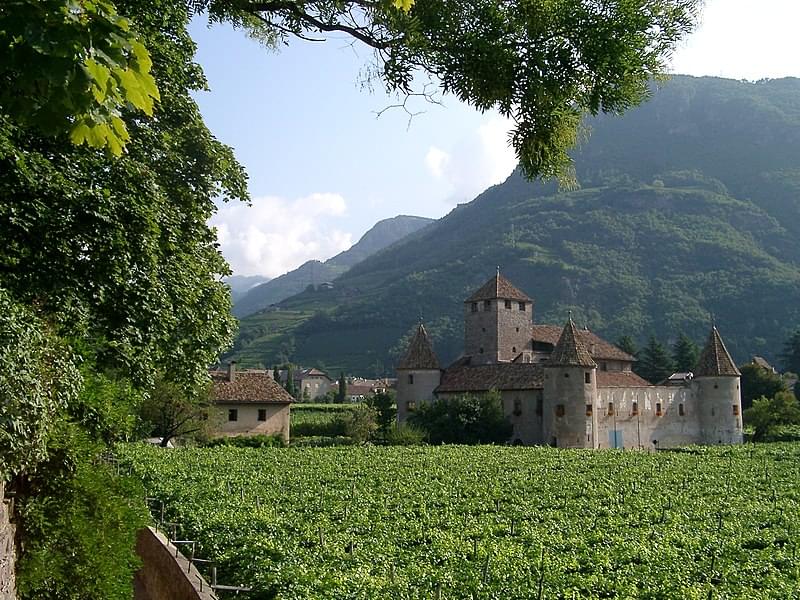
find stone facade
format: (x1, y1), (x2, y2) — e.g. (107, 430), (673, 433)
(396, 274), (743, 449)
(0, 483), (15, 600)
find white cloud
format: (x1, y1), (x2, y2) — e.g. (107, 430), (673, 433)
(209, 193), (353, 278)
(425, 113), (517, 206)
(425, 146), (450, 179)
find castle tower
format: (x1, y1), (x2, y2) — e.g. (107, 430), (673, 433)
(694, 325), (743, 444)
(542, 317), (598, 448)
(396, 323), (441, 423)
(464, 273), (533, 365)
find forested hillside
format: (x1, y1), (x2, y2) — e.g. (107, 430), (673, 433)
(230, 76), (800, 375)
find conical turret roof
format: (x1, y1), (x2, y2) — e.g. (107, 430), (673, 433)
(397, 323), (440, 370)
(547, 317), (596, 367)
(465, 274), (531, 303)
(695, 326), (740, 377)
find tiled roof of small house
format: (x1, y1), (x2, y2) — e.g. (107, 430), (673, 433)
(547, 318), (597, 368)
(596, 371), (651, 388)
(531, 325), (636, 362)
(397, 323), (440, 370)
(299, 368), (330, 379)
(465, 274), (532, 303)
(210, 370), (294, 404)
(436, 363), (544, 393)
(695, 326), (740, 377)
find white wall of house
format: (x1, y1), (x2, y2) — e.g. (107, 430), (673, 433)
(215, 403), (290, 442)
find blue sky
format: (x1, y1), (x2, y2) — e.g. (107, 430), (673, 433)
(197, 0), (800, 278)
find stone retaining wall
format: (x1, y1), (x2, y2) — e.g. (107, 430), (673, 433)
(0, 483), (15, 600)
(134, 527), (216, 600)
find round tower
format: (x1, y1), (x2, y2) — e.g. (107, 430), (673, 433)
(542, 317), (598, 448)
(693, 325), (743, 444)
(396, 323), (441, 423)
(464, 272), (533, 364)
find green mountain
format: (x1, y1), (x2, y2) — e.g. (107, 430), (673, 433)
(225, 275), (271, 302)
(231, 215), (433, 317)
(229, 76), (800, 375)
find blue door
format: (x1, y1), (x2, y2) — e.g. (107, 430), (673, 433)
(609, 430), (624, 449)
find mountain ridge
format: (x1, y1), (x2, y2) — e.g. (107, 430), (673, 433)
(228, 75), (800, 375)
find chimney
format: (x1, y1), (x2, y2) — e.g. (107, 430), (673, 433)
(228, 361), (236, 382)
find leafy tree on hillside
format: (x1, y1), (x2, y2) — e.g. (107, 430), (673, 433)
(410, 391), (512, 445)
(636, 336), (675, 384)
(739, 363), (787, 411)
(744, 391), (800, 442)
(616, 335), (639, 359)
(273, 365), (281, 383)
(672, 332), (700, 372)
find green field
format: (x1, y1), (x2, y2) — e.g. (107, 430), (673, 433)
(119, 444), (800, 599)
(290, 403), (357, 439)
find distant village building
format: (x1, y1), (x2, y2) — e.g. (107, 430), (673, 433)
(210, 362), (293, 441)
(346, 378), (395, 402)
(750, 356), (777, 374)
(396, 274), (743, 449)
(295, 368), (333, 400)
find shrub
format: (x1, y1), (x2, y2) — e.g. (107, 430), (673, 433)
(205, 434), (286, 448)
(386, 423), (426, 446)
(409, 391), (512, 445)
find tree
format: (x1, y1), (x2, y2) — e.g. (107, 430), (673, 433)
(3, 0), (700, 180)
(780, 330), (800, 374)
(273, 365), (281, 383)
(138, 377), (213, 447)
(340, 404), (379, 444)
(285, 365), (297, 397)
(2, 2), (247, 597)
(739, 363), (787, 411)
(337, 372), (348, 403)
(672, 332), (700, 372)
(636, 335), (675, 384)
(410, 391), (512, 445)
(744, 391), (800, 442)
(616, 335), (638, 358)
(366, 391), (397, 442)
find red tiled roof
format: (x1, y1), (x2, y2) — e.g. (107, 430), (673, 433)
(397, 324), (440, 370)
(548, 318), (596, 367)
(436, 363), (544, 393)
(596, 371), (651, 387)
(695, 326), (740, 377)
(210, 371), (294, 404)
(465, 274), (531, 303)
(531, 325), (636, 362)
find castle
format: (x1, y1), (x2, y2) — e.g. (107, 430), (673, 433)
(396, 273), (743, 448)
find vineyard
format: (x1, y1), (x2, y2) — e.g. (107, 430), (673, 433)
(118, 444), (800, 599)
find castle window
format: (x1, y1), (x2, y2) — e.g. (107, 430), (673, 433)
(406, 400), (416, 412)
(471, 302), (478, 312)
(258, 408), (267, 421)
(408, 374), (414, 384)
(656, 402), (663, 416)
(536, 398), (543, 416)
(601, 362), (608, 371)
(513, 398), (522, 416)
(555, 404), (565, 417)
(516, 327), (520, 332)
(479, 347), (484, 354)
(632, 402), (639, 416)
(228, 409), (238, 422)
(607, 402), (615, 416)
(678, 403), (685, 416)
(585, 404), (593, 416)
(512, 346), (517, 353)
(484, 300), (491, 310)
(585, 372), (592, 384)
(564, 372), (570, 378)
(519, 302), (526, 311)
(482, 327), (486, 332)
(733, 404), (740, 416)
(505, 299), (512, 309)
